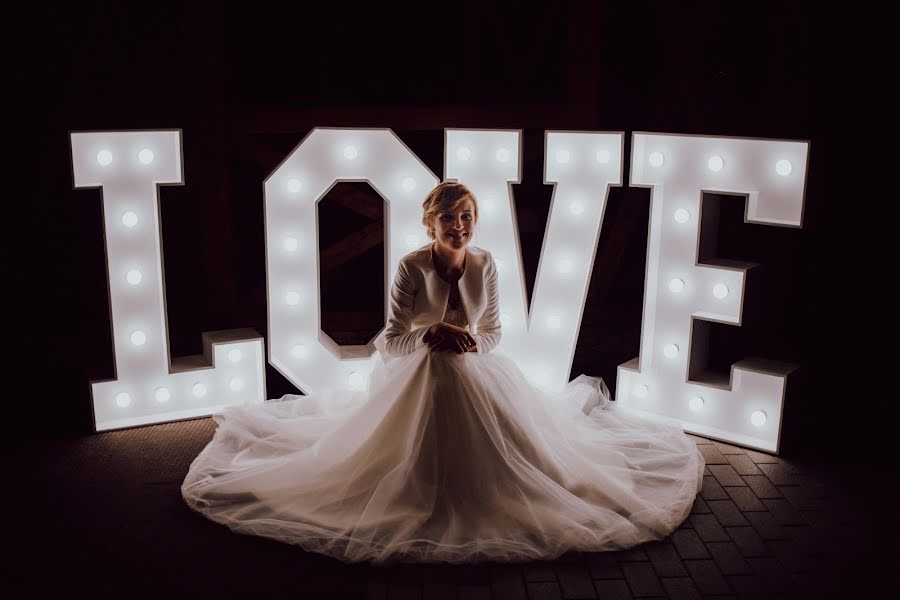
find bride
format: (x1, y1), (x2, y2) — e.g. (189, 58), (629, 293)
(181, 181), (705, 564)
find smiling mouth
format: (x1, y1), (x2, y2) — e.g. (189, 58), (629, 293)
(448, 233), (468, 239)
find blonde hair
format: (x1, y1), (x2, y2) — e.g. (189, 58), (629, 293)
(421, 182), (479, 240)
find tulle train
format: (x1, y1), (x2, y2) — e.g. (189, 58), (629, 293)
(182, 346), (704, 564)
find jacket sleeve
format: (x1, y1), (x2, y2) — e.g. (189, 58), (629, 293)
(473, 253), (502, 354)
(382, 259), (430, 357)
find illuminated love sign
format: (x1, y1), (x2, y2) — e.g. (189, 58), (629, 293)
(72, 128), (807, 453)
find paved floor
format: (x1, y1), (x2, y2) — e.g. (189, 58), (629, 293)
(12, 417), (897, 599)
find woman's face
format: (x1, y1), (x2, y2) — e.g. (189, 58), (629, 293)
(432, 197), (475, 251)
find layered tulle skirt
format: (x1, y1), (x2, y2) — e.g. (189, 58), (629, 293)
(181, 345), (704, 564)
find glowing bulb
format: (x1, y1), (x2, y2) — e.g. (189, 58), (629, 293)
(547, 315), (561, 330)
(663, 343), (679, 358)
(596, 150), (610, 163)
(674, 208), (690, 223)
(495, 148), (510, 162)
(751, 410), (767, 427)
(122, 211), (138, 228)
(713, 283), (729, 299)
(131, 330), (147, 346)
(707, 155), (724, 172)
(138, 148), (154, 164)
(228, 349), (243, 363)
(689, 396), (704, 412)
(558, 258), (573, 274)
(669, 278), (685, 293)
(456, 146), (471, 161)
(649, 152), (664, 167)
(499, 313), (511, 327)
(285, 291), (300, 306)
(569, 202), (585, 215)
(405, 234), (420, 249)
(401, 177), (416, 191)
(776, 159), (792, 176)
(115, 392), (131, 408)
(229, 377), (244, 391)
(634, 384), (649, 398)
(291, 344), (308, 359)
(556, 150), (570, 164)
(348, 371), (363, 387)
(154, 387), (171, 403)
(343, 145), (358, 160)
(192, 383), (207, 398)
(283, 237), (298, 252)
(126, 269), (142, 285)
(97, 150), (113, 166)
(287, 178), (303, 193)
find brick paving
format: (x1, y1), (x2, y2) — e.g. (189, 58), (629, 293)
(11, 421), (897, 599)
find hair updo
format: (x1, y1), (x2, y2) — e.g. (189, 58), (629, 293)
(421, 181), (479, 240)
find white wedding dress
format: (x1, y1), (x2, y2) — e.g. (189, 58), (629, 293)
(182, 293), (704, 564)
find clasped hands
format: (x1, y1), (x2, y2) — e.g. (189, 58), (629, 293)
(425, 323), (477, 354)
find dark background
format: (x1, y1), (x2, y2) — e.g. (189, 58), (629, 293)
(18, 3), (889, 463)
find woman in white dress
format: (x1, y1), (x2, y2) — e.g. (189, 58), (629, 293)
(181, 182), (704, 564)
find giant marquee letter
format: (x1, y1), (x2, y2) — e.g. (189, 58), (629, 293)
(616, 133), (808, 452)
(445, 129), (623, 393)
(71, 130), (266, 431)
(264, 128), (438, 398)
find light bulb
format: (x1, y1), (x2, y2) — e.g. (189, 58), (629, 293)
(707, 155), (724, 172)
(664, 343), (679, 358)
(456, 146), (471, 161)
(634, 384), (649, 398)
(401, 177), (416, 191)
(776, 159), (792, 176)
(556, 150), (570, 164)
(229, 377), (244, 391)
(291, 344), (308, 359)
(130, 330), (147, 346)
(751, 410), (767, 427)
(596, 150), (610, 163)
(97, 150), (113, 166)
(283, 237), (298, 252)
(287, 178), (303, 193)
(228, 349), (243, 363)
(689, 396), (704, 412)
(343, 145), (358, 160)
(713, 283), (729, 299)
(155, 387), (170, 403)
(649, 152), (664, 167)
(126, 269), (142, 285)
(674, 208), (690, 223)
(192, 383), (207, 398)
(115, 392), (131, 408)
(496, 148), (510, 162)
(285, 291), (300, 306)
(122, 211), (138, 228)
(669, 278), (685, 293)
(138, 148), (154, 165)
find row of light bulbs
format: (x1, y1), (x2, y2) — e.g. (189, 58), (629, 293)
(114, 375), (246, 408)
(632, 383), (768, 426)
(114, 348), (248, 408)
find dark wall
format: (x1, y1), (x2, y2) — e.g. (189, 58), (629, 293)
(19, 3), (888, 462)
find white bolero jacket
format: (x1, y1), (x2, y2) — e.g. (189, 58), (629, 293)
(374, 242), (502, 358)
